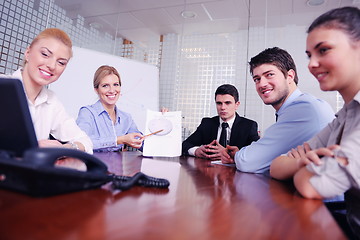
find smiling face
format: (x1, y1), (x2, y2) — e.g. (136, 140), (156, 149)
(95, 74), (121, 108)
(306, 27), (360, 103)
(23, 37), (71, 90)
(215, 94), (240, 122)
(252, 63), (295, 111)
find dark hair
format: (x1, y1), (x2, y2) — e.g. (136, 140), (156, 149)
(215, 84), (239, 102)
(249, 47), (298, 85)
(307, 7), (360, 43)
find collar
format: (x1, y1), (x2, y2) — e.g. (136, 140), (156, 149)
(13, 68), (51, 106)
(93, 100), (107, 116)
(12, 69), (23, 79)
(353, 90), (360, 104)
(34, 87), (50, 106)
(276, 88), (302, 115)
(93, 100), (119, 120)
(337, 90), (360, 121)
(219, 113), (236, 129)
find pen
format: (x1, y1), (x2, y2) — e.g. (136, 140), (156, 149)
(142, 129), (163, 138)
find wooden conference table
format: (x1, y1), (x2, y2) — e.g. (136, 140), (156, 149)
(0, 152), (347, 240)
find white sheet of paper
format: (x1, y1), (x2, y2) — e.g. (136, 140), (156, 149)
(142, 110), (182, 157)
(211, 160), (236, 167)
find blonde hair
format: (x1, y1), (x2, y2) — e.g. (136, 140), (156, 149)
(23, 28), (73, 66)
(93, 65), (121, 89)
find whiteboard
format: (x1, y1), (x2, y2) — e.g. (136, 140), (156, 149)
(50, 46), (159, 133)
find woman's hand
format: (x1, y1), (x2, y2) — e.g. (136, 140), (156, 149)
(286, 143), (311, 168)
(118, 132), (144, 149)
(38, 139), (63, 148)
(161, 107), (169, 114)
(300, 144), (340, 166)
(39, 139), (85, 151)
(55, 157), (87, 171)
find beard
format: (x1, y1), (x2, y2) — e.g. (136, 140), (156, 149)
(263, 87), (289, 108)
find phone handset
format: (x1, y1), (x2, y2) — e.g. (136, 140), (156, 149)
(23, 148), (108, 174)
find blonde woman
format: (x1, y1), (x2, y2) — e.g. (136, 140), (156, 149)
(11, 28), (93, 170)
(76, 65), (143, 152)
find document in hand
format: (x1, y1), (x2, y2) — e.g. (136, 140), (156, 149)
(142, 110), (182, 157)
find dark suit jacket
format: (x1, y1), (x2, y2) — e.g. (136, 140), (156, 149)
(182, 113), (259, 155)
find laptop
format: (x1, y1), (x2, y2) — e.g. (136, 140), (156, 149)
(0, 77), (38, 157)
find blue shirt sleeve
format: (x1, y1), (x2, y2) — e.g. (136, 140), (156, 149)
(235, 99), (334, 173)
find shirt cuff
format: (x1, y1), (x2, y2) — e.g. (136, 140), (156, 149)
(188, 146), (198, 156)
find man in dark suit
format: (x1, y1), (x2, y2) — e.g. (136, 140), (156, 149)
(182, 84), (259, 160)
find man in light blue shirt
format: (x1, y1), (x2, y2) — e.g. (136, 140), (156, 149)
(220, 47), (335, 173)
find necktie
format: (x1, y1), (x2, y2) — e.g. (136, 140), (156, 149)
(219, 122), (229, 147)
(275, 113), (278, 122)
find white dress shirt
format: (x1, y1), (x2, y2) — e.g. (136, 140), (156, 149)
(217, 115), (235, 144)
(12, 69), (93, 154)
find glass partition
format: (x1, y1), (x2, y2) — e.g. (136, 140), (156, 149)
(0, 0), (345, 139)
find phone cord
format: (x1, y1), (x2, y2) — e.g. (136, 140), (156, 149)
(110, 172), (170, 190)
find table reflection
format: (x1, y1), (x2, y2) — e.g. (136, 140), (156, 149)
(180, 157), (346, 239)
(0, 188), (111, 240)
(94, 151), (142, 176)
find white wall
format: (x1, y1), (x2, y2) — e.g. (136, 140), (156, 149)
(50, 47), (159, 133)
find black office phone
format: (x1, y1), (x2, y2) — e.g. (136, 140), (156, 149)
(0, 148), (111, 197)
(0, 147), (170, 197)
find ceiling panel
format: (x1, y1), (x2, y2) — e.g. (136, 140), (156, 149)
(115, 0), (194, 11)
(181, 18), (248, 35)
(165, 4), (212, 23)
(97, 12), (146, 30)
(204, 0), (249, 19)
(131, 8), (178, 27)
(54, 0), (360, 46)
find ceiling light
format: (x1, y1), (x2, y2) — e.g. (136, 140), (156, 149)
(307, 0), (325, 6)
(181, 10), (197, 19)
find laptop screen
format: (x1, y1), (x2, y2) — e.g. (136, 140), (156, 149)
(0, 77), (38, 157)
